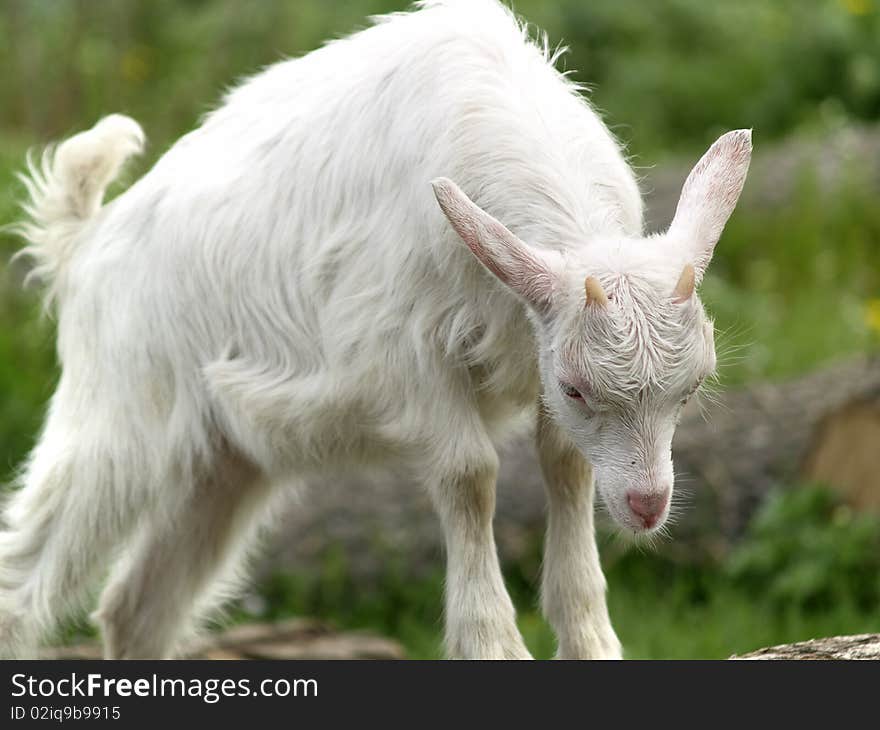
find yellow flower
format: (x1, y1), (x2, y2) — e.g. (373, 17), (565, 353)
(866, 298), (880, 334)
(121, 46), (152, 85)
(841, 0), (873, 15)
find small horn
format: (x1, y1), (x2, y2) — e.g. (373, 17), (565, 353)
(672, 264), (696, 303)
(584, 276), (608, 308)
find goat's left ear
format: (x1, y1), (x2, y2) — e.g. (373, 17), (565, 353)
(431, 177), (560, 313)
(669, 129), (752, 281)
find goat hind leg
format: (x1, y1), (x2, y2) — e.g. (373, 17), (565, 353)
(96, 453), (277, 659)
(0, 423), (147, 657)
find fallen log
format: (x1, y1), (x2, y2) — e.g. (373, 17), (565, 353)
(673, 354), (880, 548)
(42, 619), (406, 660)
(732, 634), (880, 660)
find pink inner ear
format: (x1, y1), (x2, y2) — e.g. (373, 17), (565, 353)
(432, 177), (557, 312)
(670, 129), (752, 279)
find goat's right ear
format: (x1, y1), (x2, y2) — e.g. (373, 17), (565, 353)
(668, 129), (752, 282)
(431, 177), (559, 313)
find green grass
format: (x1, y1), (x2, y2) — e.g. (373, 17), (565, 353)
(57, 539), (880, 659)
(225, 548), (880, 660)
(608, 579), (878, 659)
(223, 487), (880, 659)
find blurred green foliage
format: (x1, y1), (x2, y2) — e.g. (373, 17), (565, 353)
(1, 1), (879, 657)
(2, 0), (880, 157)
(701, 169), (880, 381)
(727, 486), (880, 611)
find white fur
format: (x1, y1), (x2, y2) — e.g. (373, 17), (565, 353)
(1, 0), (749, 659)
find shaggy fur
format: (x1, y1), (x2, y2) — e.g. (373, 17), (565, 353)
(1, 0), (750, 659)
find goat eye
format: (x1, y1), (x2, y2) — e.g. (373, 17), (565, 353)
(560, 383), (583, 400)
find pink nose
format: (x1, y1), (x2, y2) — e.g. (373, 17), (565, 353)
(627, 490), (670, 529)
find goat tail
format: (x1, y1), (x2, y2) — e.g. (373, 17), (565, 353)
(10, 114), (145, 302)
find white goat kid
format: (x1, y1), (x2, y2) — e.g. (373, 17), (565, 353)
(1, 0), (750, 659)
